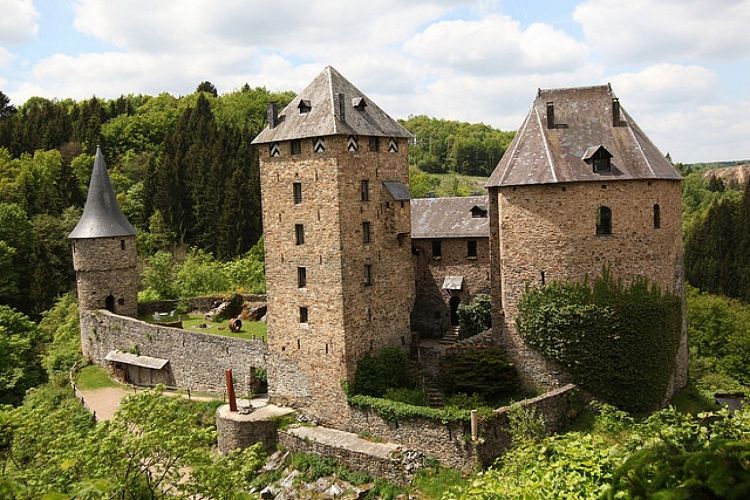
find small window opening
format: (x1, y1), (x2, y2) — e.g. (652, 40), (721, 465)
(299, 307), (308, 325)
(291, 139), (301, 155)
(297, 267), (307, 288)
(470, 206), (488, 218)
(540, 270), (546, 285)
(361, 180), (370, 201)
(297, 339), (301, 349)
(432, 240), (442, 259)
(295, 224), (305, 245)
(653, 204), (661, 229)
(467, 240), (477, 258)
(120, 239), (126, 250)
(293, 182), (302, 204)
(105, 295), (115, 312)
(362, 221), (371, 243)
(367, 307), (372, 322)
(364, 264), (373, 287)
(117, 298), (125, 306)
(368, 136), (379, 152)
(596, 206), (612, 235)
(298, 99), (311, 114)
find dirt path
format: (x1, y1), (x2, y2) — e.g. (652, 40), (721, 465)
(77, 386), (131, 420)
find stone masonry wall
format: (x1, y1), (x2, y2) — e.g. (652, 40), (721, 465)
(138, 294), (267, 317)
(494, 179), (688, 393)
(258, 135), (414, 426)
(412, 237), (490, 335)
(72, 236), (137, 317)
(80, 310), (269, 394)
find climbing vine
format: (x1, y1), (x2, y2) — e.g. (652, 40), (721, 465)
(516, 271), (682, 412)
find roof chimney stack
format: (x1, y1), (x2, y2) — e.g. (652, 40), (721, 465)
(546, 102), (555, 129)
(267, 103), (278, 129)
(612, 98), (622, 127)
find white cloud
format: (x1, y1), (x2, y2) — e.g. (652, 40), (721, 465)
(608, 64), (717, 110)
(406, 15), (588, 75)
(0, 46), (15, 67)
(574, 0), (750, 63)
(0, 0), (39, 43)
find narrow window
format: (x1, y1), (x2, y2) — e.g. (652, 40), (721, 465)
(432, 240), (442, 259)
(299, 306), (308, 325)
(293, 182), (302, 204)
(364, 264), (373, 287)
(367, 307), (372, 321)
(596, 206), (612, 235)
(297, 267), (307, 288)
(361, 180), (370, 202)
(368, 136), (379, 152)
(540, 270), (546, 285)
(120, 239), (125, 250)
(653, 204), (661, 229)
(467, 240), (477, 258)
(295, 224), (305, 245)
(117, 298), (125, 306)
(362, 221), (371, 243)
(291, 139), (301, 155)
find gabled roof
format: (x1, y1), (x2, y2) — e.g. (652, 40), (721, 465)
(411, 196), (489, 239)
(252, 66), (413, 144)
(69, 146), (136, 239)
(487, 85), (681, 187)
(383, 181), (410, 201)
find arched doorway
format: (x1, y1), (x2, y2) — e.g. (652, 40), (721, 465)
(105, 294), (115, 312)
(449, 296), (460, 326)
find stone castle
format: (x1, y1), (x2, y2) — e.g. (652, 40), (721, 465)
(71, 67), (687, 438)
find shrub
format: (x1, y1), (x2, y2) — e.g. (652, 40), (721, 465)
(457, 293), (492, 338)
(438, 348), (519, 404)
(516, 271), (681, 412)
(350, 347), (410, 397)
(507, 403), (546, 447)
(383, 387), (426, 406)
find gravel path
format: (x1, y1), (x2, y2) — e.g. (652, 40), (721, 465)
(77, 386), (130, 420)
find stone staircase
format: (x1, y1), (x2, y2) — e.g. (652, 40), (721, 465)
(438, 326), (460, 345)
(424, 376), (445, 407)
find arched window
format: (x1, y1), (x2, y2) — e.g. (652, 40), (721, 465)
(596, 206), (612, 235)
(653, 204), (661, 229)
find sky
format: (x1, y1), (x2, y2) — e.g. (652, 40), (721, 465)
(0, 0), (749, 163)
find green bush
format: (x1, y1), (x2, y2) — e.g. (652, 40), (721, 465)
(438, 348), (519, 404)
(457, 293), (491, 338)
(350, 347), (410, 397)
(383, 387), (426, 406)
(516, 271), (681, 412)
(39, 294), (82, 377)
(348, 394), (474, 423)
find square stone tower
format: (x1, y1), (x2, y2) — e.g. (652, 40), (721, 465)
(252, 66), (415, 424)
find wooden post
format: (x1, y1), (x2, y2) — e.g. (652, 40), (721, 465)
(471, 409), (478, 442)
(226, 369), (237, 412)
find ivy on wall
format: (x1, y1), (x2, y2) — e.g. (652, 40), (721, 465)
(516, 271), (681, 412)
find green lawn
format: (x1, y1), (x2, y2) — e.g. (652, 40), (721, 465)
(179, 314), (267, 341)
(76, 364), (121, 390)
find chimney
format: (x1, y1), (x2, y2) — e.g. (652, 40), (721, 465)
(612, 98), (621, 127)
(267, 102), (278, 129)
(337, 93), (346, 123)
(546, 102), (555, 129)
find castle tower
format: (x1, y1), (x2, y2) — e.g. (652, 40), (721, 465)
(252, 67), (414, 424)
(487, 85), (688, 394)
(69, 146), (137, 317)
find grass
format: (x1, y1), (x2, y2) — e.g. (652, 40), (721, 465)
(145, 313), (267, 341)
(76, 364), (121, 390)
(413, 466), (468, 499)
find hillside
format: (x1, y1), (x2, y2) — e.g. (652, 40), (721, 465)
(703, 163), (750, 186)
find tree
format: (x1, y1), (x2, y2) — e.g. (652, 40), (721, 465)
(0, 203), (35, 312)
(0, 91), (16, 117)
(0, 305), (46, 405)
(196, 81), (218, 97)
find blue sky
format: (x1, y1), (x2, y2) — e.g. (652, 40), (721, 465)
(1, 0), (749, 163)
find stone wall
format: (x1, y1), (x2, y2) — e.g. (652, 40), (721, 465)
(411, 237), (490, 336)
(72, 236), (138, 317)
(216, 405), (280, 454)
(80, 309), (269, 394)
(492, 179), (688, 393)
(346, 384), (580, 472)
(259, 135), (414, 426)
(138, 294), (267, 317)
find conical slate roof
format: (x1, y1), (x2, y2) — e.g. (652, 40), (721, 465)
(487, 85), (681, 187)
(69, 147), (136, 239)
(252, 66), (413, 144)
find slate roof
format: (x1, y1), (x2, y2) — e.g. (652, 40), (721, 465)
(104, 350), (169, 370)
(487, 85), (681, 187)
(383, 181), (410, 201)
(253, 66), (413, 144)
(411, 196), (489, 239)
(69, 146), (136, 239)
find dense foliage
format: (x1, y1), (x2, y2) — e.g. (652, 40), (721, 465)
(0, 306), (46, 406)
(685, 178), (750, 302)
(457, 293), (492, 338)
(438, 348), (518, 405)
(350, 347), (411, 398)
(517, 272), (682, 411)
(448, 404), (750, 499)
(400, 115), (514, 176)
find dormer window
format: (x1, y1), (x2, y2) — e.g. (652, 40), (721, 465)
(470, 206), (488, 218)
(352, 97), (367, 111)
(298, 99), (312, 114)
(582, 145), (613, 174)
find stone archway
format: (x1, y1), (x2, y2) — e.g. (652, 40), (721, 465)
(105, 294), (115, 312)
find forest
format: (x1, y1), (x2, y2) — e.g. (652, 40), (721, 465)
(1, 85), (750, 498)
